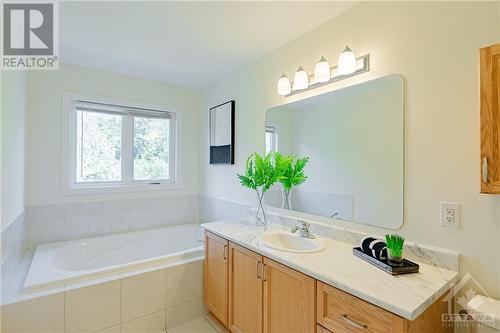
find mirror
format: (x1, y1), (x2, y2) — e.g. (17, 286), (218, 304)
(265, 74), (404, 229)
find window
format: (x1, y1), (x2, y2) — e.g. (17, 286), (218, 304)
(64, 94), (178, 192)
(265, 125), (278, 155)
(133, 116), (171, 181)
(76, 109), (123, 182)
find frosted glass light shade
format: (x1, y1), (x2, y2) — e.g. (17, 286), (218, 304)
(277, 73), (291, 96)
(337, 46), (357, 75)
(293, 66), (309, 91)
(314, 56), (331, 83)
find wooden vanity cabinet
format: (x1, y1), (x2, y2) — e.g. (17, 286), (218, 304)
(205, 232), (316, 333)
(228, 242), (263, 333)
(480, 43), (500, 193)
(204, 232), (229, 326)
(204, 231), (449, 333)
(228, 241), (316, 333)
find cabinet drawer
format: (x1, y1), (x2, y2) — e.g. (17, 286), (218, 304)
(317, 282), (407, 333)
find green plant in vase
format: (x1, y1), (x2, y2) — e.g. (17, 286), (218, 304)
(237, 152), (291, 225)
(385, 234), (405, 266)
(278, 154), (309, 210)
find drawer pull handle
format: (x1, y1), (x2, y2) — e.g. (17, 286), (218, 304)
(342, 314), (368, 329)
(256, 261), (262, 279)
(223, 245), (228, 259)
(482, 157), (488, 183)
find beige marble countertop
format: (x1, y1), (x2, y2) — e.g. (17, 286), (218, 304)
(202, 218), (460, 320)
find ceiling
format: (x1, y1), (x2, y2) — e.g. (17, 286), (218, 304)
(60, 1), (358, 89)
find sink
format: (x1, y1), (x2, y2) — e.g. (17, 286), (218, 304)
(260, 232), (326, 253)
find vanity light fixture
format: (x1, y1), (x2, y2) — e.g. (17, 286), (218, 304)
(337, 46), (357, 75)
(277, 73), (292, 96)
(276, 46), (370, 97)
(293, 66), (309, 91)
(314, 56), (331, 83)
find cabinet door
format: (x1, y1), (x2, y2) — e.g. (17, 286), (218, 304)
(228, 242), (263, 333)
(263, 258), (316, 333)
(480, 43), (500, 193)
(204, 232), (229, 326)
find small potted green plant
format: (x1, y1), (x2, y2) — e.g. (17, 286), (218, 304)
(385, 234), (405, 266)
(277, 153), (309, 210)
(237, 152), (291, 225)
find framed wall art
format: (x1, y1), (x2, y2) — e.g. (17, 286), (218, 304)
(209, 100), (235, 164)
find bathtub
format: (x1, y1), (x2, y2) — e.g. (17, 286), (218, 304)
(23, 223), (204, 292)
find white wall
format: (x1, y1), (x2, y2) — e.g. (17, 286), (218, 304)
(1, 71), (27, 230)
(201, 2), (500, 298)
(27, 64), (201, 205)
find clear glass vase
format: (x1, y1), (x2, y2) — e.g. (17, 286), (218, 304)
(387, 251), (403, 266)
(255, 188), (268, 225)
(282, 188), (292, 210)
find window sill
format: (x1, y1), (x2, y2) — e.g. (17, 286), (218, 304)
(62, 182), (182, 195)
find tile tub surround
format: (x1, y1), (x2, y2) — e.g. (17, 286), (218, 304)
(199, 196), (251, 223)
(0, 211), (30, 313)
(1, 195), (246, 306)
(24, 194), (200, 248)
(24, 224), (203, 292)
(3, 227), (204, 307)
(1, 260), (205, 333)
(1, 211), (27, 278)
(202, 218), (461, 320)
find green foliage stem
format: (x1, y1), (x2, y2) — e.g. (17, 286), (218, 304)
(385, 234), (405, 258)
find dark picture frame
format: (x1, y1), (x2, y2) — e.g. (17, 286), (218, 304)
(209, 100), (235, 164)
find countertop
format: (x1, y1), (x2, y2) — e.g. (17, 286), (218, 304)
(202, 218), (460, 321)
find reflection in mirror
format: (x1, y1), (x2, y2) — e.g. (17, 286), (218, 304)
(265, 75), (404, 229)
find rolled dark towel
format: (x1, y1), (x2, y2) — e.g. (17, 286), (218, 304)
(361, 236), (387, 260)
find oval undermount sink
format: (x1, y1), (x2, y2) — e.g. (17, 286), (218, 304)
(260, 232), (326, 253)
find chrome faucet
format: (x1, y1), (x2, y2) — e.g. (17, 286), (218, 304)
(291, 220), (315, 239)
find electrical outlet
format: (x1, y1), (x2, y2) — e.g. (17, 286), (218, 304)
(440, 202), (460, 228)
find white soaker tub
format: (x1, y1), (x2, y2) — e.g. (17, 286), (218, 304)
(23, 223), (204, 292)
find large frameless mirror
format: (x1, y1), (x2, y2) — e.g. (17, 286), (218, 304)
(265, 74), (404, 229)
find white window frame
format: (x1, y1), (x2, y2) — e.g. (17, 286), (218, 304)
(62, 92), (182, 194)
(265, 124), (278, 155)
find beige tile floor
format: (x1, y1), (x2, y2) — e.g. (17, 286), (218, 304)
(168, 316), (225, 333)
